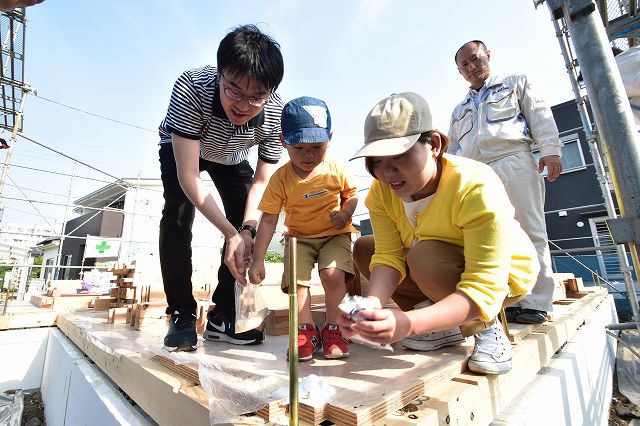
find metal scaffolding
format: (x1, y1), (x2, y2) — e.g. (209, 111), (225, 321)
(536, 0), (640, 330)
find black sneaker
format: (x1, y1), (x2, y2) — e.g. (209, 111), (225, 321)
(505, 307), (522, 323)
(516, 309), (548, 324)
(164, 311), (197, 351)
(203, 310), (264, 345)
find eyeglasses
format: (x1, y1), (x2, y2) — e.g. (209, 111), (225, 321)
(220, 76), (270, 107)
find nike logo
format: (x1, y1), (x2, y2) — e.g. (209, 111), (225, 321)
(210, 321), (226, 333)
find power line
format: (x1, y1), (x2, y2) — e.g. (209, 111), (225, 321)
(1, 205), (58, 221)
(33, 95), (156, 133)
(6, 175), (57, 232)
(17, 133), (127, 183)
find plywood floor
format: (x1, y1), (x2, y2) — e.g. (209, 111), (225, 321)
(55, 286), (610, 426)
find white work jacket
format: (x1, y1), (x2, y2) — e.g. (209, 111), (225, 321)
(448, 74), (562, 163)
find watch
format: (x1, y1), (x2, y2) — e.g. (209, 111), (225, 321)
(237, 224), (257, 239)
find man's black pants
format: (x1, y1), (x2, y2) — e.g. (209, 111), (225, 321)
(158, 143), (253, 315)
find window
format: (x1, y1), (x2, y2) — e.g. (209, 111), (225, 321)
(533, 133), (586, 176)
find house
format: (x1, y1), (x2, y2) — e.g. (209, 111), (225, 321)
(542, 99), (635, 285)
(49, 178), (224, 286)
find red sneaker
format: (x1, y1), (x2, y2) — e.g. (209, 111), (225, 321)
(321, 324), (349, 359)
(286, 324), (320, 361)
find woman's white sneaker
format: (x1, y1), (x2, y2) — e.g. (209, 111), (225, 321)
(467, 321), (512, 375)
(401, 327), (466, 351)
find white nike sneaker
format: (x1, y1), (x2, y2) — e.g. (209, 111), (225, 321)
(203, 310), (264, 345)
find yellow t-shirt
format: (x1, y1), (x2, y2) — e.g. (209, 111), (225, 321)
(259, 158), (357, 238)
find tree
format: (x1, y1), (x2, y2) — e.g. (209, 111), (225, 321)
(29, 257), (42, 279)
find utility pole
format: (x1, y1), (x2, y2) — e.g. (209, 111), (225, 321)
(538, 0), (640, 330)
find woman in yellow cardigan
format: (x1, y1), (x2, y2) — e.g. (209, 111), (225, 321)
(339, 92), (539, 375)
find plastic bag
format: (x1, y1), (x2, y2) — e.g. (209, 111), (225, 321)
(235, 281), (269, 333)
(199, 361), (288, 425)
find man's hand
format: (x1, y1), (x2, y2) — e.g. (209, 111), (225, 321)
(224, 233), (247, 285)
(539, 155), (563, 182)
(330, 211), (350, 229)
(240, 231), (254, 264)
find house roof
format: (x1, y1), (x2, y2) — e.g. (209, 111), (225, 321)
(73, 178), (162, 210)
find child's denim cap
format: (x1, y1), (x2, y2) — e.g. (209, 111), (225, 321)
(281, 96), (332, 145)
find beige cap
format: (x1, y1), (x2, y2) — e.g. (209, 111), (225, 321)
(350, 92), (434, 159)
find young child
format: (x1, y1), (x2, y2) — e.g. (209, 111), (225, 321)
(248, 96), (358, 361)
(339, 92), (539, 375)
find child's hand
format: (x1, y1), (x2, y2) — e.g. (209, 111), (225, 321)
(349, 308), (412, 345)
(330, 211), (349, 229)
(248, 260), (266, 285)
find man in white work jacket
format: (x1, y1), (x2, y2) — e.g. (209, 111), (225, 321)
(448, 40), (563, 324)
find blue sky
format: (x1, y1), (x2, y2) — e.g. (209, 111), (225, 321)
(0, 1), (575, 230)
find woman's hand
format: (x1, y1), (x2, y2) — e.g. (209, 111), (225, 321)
(349, 308), (412, 345)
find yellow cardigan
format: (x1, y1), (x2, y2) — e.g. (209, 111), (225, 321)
(365, 154), (539, 321)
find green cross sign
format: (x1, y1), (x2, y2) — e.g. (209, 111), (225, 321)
(95, 241), (111, 253)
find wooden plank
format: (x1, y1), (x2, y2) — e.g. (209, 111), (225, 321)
(0, 311), (57, 330)
(375, 290), (611, 426)
(55, 288), (610, 426)
(55, 315), (210, 426)
(373, 375), (492, 426)
(30, 294), (53, 308)
(324, 346), (471, 425)
(152, 354), (289, 422)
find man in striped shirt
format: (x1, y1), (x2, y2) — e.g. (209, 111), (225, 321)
(158, 25), (284, 350)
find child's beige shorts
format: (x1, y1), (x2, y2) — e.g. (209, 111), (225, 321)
(281, 233), (354, 292)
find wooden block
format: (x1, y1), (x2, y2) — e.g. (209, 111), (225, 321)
(140, 285), (151, 303)
(94, 298), (113, 311)
(111, 287), (136, 299)
(108, 307), (129, 324)
(195, 305), (205, 334)
(311, 306), (326, 326)
(134, 304), (145, 330)
(30, 294), (53, 308)
(564, 278), (579, 293)
(265, 308), (289, 336)
(129, 304), (138, 326)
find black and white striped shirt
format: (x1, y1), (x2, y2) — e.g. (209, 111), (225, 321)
(158, 66), (283, 165)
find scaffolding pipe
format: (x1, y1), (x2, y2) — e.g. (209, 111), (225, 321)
(548, 12), (639, 324)
(543, 0), (640, 330)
